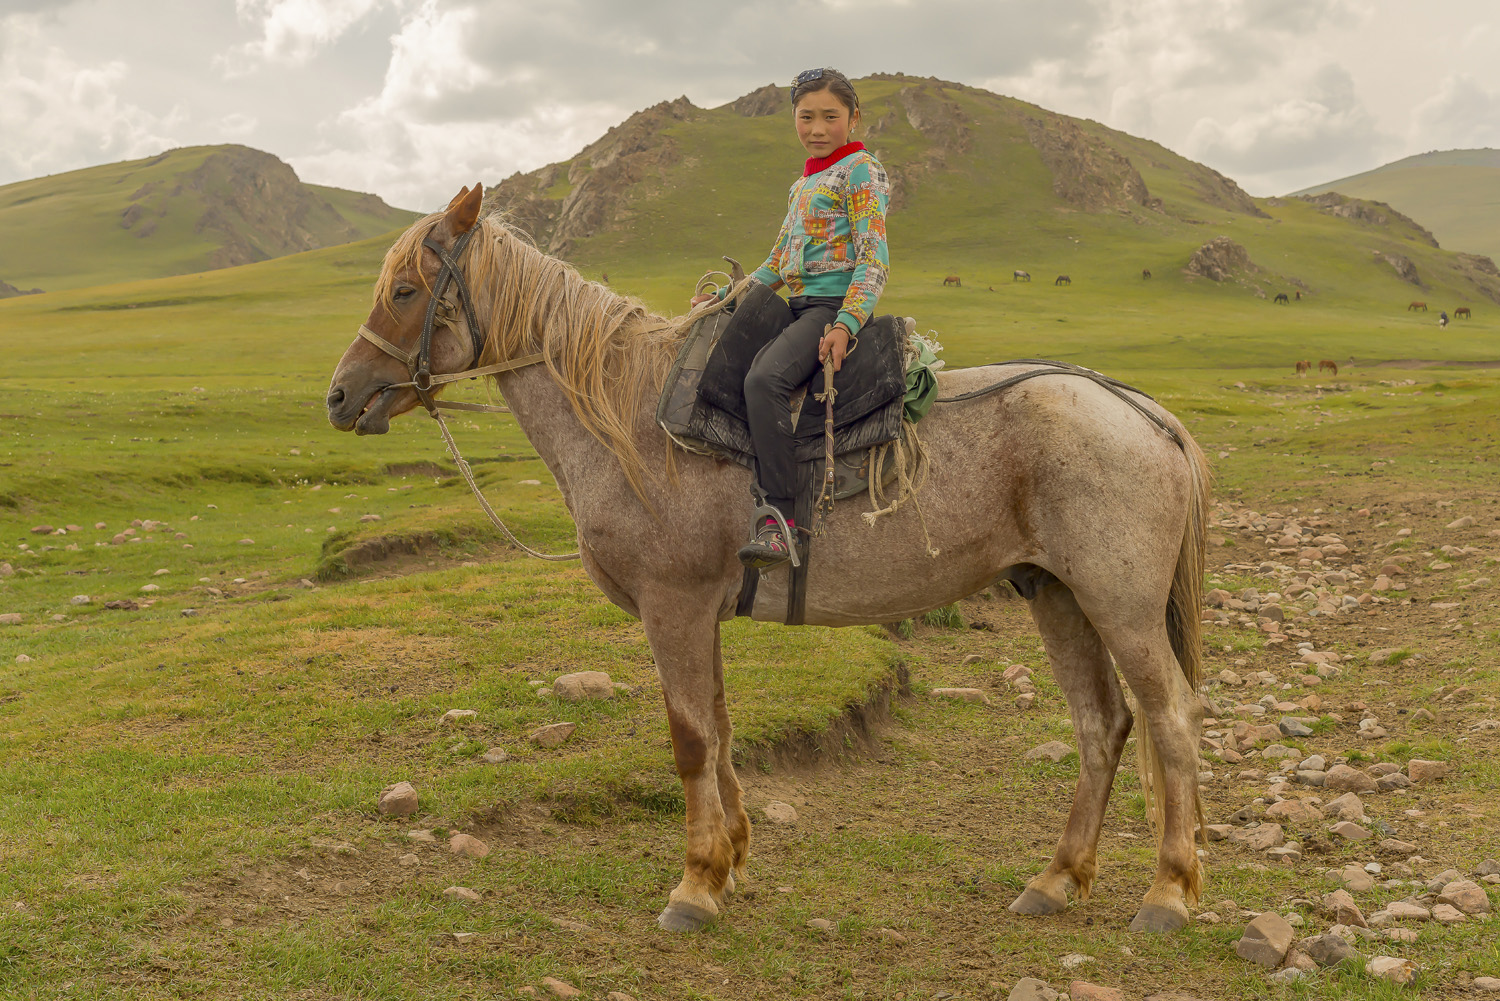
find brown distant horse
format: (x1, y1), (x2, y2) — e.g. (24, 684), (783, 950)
(1055, 275), (1072, 286)
(327, 184), (1212, 936)
(1295, 360), (1310, 375)
(1142, 269), (1151, 279)
(1319, 360), (1338, 375)
(1455, 306), (1471, 319)
(601, 271), (610, 285)
(1408, 301), (1427, 312)
(943, 275), (962, 287)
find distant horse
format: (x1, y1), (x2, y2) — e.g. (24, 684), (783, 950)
(1319, 360), (1338, 375)
(1273, 293), (1289, 304)
(989, 286), (996, 291)
(1295, 291), (1302, 301)
(326, 183), (1214, 937)
(943, 276), (962, 287)
(1408, 301), (1427, 312)
(1455, 306), (1471, 319)
(602, 272), (610, 285)
(1142, 269), (1151, 280)
(1055, 275), (1071, 286)
(1295, 360), (1310, 375)
(1014, 270), (1031, 282)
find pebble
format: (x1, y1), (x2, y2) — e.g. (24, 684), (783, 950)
(359, 514), (381, 523)
(449, 833), (490, 859)
(442, 886), (481, 903)
(1407, 759), (1449, 782)
(1474, 977), (1500, 992)
(1368, 956), (1416, 984)
(1007, 978), (1060, 1001)
(377, 781), (419, 816)
(1432, 902), (1466, 924)
(1301, 932), (1358, 967)
(553, 671), (616, 701)
(541, 978), (582, 999)
(407, 830), (437, 843)
(1024, 741), (1073, 763)
(530, 723), (577, 748)
(764, 801), (798, 824)
(1235, 911), (1294, 968)
(1322, 792), (1365, 821)
(1068, 983), (1124, 1001)
(932, 687), (991, 705)
(1058, 953), (1094, 970)
(70, 595), (90, 605)
(479, 747), (510, 764)
(1332, 864), (1377, 893)
(806, 918), (836, 934)
(1324, 764), (1377, 793)
(876, 927), (907, 944)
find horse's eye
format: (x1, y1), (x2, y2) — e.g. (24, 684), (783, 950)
(394, 287), (415, 300)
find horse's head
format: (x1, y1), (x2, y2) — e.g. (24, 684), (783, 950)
(326, 183), (485, 435)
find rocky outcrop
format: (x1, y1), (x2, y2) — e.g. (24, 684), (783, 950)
(1193, 166), (1269, 218)
(1185, 237), (1257, 282)
(1300, 192), (1440, 246)
(730, 84), (784, 117)
(1378, 252), (1422, 286)
(1022, 112), (1153, 212)
(0, 278), (43, 297)
(1455, 253), (1500, 304)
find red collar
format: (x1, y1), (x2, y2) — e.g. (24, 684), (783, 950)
(803, 141), (865, 177)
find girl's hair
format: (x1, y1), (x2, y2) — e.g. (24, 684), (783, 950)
(790, 67), (859, 115)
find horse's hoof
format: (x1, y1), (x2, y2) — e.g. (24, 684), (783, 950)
(657, 901), (717, 933)
(1129, 903), (1188, 934)
(1008, 887), (1068, 917)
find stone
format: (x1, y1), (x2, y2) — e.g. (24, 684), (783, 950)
(441, 709), (477, 722)
(480, 747), (510, 764)
(606, 994), (638, 1001)
(1377, 772), (1414, 792)
(530, 723), (577, 748)
(932, 687), (991, 705)
(541, 978), (582, 999)
(1261, 743), (1297, 761)
(553, 671), (616, 701)
(1368, 956), (1415, 984)
(1024, 741), (1073, 763)
(1474, 977), (1500, 992)
(1330, 821), (1372, 841)
(1279, 717), (1314, 737)
(764, 801), (798, 824)
(1407, 759), (1448, 782)
(1477, 860), (1500, 877)
(442, 886), (482, 903)
(1204, 825), (1234, 841)
(1235, 911), (1294, 968)
(1333, 864), (1376, 892)
(1447, 516), (1476, 529)
(1301, 932), (1358, 967)
(1059, 953), (1094, 970)
(1230, 823), (1285, 851)
(407, 829), (437, 843)
(1007, 978), (1061, 1001)
(69, 594), (90, 606)
(1437, 879), (1491, 914)
(1324, 764), (1378, 793)
(1432, 902), (1466, 924)
(961, 653), (984, 667)
(1265, 800), (1322, 825)
(1322, 792), (1365, 821)
(1379, 838), (1417, 854)
(1383, 901), (1430, 920)
(1002, 664), (1034, 683)
(1322, 889), (1367, 927)
(377, 781), (419, 816)
(806, 918), (836, 934)
(1068, 983), (1124, 1001)
(449, 833), (490, 859)
(876, 927), (907, 944)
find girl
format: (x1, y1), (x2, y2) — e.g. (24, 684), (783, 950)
(691, 67), (890, 569)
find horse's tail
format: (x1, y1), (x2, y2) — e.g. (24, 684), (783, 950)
(1135, 426), (1210, 904)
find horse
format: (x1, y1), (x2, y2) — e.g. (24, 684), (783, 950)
(1013, 270), (1031, 282)
(326, 184), (1213, 937)
(943, 275), (962, 287)
(1055, 275), (1071, 286)
(1274, 293), (1289, 304)
(1141, 269), (1151, 280)
(1455, 306), (1471, 319)
(1319, 360), (1338, 375)
(1408, 301), (1427, 312)
(1295, 360), (1310, 375)
(601, 271), (610, 285)
(1295, 291), (1302, 301)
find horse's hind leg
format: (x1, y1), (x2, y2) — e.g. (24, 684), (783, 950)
(711, 622), (751, 889)
(1009, 579), (1132, 918)
(643, 603), (736, 932)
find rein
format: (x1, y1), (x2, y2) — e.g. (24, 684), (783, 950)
(356, 228), (580, 562)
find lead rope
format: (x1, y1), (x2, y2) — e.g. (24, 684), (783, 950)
(811, 360), (837, 537)
(430, 408), (581, 562)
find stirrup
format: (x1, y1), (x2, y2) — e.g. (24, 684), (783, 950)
(739, 503), (800, 570)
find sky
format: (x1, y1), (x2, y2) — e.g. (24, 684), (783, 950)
(2, 0), (1497, 212)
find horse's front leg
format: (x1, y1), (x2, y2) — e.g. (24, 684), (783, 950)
(710, 621), (751, 889)
(644, 601), (736, 931)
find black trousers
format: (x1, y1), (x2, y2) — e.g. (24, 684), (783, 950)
(743, 295), (843, 514)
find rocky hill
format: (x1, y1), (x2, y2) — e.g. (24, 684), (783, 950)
(0, 145), (419, 292)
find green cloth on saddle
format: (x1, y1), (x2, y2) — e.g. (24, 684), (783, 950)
(903, 335), (943, 424)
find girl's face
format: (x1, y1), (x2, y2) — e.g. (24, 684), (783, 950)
(794, 90), (860, 157)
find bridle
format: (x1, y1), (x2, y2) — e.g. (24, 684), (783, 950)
(354, 225), (580, 561)
(356, 227), (547, 416)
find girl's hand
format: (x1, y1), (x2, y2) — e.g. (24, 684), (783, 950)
(689, 292), (715, 308)
(818, 323), (851, 372)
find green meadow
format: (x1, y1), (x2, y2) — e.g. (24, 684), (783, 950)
(2, 141), (1500, 998)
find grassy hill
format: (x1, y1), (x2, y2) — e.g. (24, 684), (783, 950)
(0, 145), (419, 293)
(1293, 148), (1500, 263)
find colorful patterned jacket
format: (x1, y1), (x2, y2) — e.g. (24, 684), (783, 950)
(750, 143), (890, 335)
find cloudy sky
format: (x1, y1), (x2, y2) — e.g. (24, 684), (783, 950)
(3, 0), (1497, 211)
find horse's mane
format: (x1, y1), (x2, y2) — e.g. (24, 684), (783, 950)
(376, 213), (694, 499)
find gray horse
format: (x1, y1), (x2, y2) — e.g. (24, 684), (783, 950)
(326, 184), (1212, 935)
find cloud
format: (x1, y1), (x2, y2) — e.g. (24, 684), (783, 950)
(1411, 74), (1500, 150)
(221, 0), (387, 74)
(0, 12), (183, 181)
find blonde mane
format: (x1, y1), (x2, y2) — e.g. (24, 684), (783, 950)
(376, 213), (695, 499)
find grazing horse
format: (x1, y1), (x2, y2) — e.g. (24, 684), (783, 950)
(1295, 360), (1310, 375)
(1142, 269), (1151, 280)
(1455, 306), (1471, 319)
(326, 184), (1213, 936)
(1274, 293), (1289, 304)
(1013, 270), (1031, 282)
(943, 275), (962, 287)
(1408, 301), (1427, 312)
(1295, 291), (1302, 301)
(1055, 275), (1072, 286)
(601, 271), (610, 285)
(1319, 360), (1338, 375)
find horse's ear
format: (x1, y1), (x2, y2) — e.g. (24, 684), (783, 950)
(445, 185), (471, 211)
(440, 183), (484, 239)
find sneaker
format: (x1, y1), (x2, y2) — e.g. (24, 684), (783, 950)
(737, 522), (792, 570)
